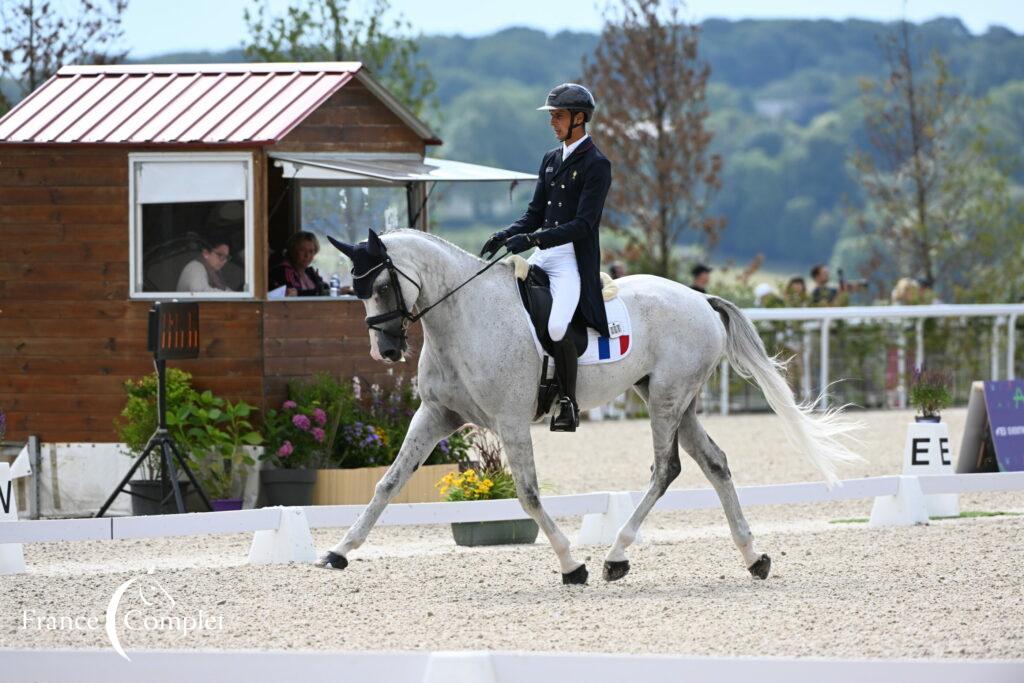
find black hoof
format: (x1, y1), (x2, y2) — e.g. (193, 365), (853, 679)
(562, 564), (588, 585)
(748, 553), (771, 580)
(603, 560), (630, 581)
(316, 551), (348, 570)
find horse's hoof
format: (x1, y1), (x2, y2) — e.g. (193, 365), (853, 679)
(316, 551), (348, 570)
(562, 564), (588, 585)
(748, 553), (771, 580)
(603, 560), (630, 581)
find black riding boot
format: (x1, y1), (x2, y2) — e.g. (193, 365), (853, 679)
(550, 336), (579, 432)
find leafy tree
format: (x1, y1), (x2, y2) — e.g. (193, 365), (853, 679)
(850, 21), (1017, 298)
(0, 0), (127, 115)
(243, 0), (436, 118)
(583, 0), (724, 279)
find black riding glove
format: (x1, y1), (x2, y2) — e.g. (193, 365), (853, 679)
(504, 233), (537, 254)
(480, 231), (509, 259)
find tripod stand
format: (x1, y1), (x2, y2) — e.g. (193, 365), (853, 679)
(97, 302), (212, 517)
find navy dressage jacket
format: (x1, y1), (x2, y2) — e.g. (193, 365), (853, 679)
(505, 137), (613, 338)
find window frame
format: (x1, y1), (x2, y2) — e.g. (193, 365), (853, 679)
(128, 151), (255, 300)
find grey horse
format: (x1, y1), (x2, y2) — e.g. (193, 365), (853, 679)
(318, 229), (860, 584)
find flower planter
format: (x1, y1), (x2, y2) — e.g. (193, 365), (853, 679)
(211, 498), (243, 512)
(261, 468), (318, 506)
(914, 415), (941, 423)
(312, 464), (458, 505)
(128, 480), (191, 516)
(451, 519), (539, 547)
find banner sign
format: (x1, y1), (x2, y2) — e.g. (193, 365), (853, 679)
(983, 380), (1024, 472)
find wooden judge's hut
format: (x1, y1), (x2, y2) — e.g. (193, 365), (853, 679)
(0, 63), (534, 443)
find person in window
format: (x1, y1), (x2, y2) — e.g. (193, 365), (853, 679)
(269, 231), (329, 297)
(176, 238), (233, 293)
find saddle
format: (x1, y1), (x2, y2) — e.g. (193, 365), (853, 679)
(510, 256), (621, 420)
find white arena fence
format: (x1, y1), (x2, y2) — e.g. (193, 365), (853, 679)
(3, 471), (1024, 574)
(717, 302), (1024, 414)
(1, 647), (1022, 683)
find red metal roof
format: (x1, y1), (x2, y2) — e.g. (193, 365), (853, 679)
(0, 63), (366, 145)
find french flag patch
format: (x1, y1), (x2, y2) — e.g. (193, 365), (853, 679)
(597, 335), (630, 360)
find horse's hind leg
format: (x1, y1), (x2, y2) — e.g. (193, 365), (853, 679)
(677, 405), (771, 579)
(601, 400), (683, 581)
(497, 422), (588, 585)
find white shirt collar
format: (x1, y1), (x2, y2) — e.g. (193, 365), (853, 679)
(562, 133), (590, 160)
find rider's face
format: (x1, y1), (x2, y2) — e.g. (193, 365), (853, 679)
(549, 109), (580, 140)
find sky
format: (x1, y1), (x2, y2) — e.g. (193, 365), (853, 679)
(124, 0), (1023, 58)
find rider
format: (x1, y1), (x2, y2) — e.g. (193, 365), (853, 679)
(481, 83), (613, 432)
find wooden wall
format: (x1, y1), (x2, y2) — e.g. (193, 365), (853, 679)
(261, 301), (423, 409)
(273, 80), (425, 154)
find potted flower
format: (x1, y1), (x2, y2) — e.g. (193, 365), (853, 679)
(909, 367), (953, 422)
(311, 375), (471, 505)
(260, 398), (330, 506)
(167, 390), (263, 511)
(436, 429), (538, 546)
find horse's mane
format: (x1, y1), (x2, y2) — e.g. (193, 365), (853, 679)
(383, 228), (486, 264)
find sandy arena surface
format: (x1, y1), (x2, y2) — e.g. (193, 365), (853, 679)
(2, 408), (1023, 659)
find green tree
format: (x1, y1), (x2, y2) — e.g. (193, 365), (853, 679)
(851, 21), (1017, 298)
(243, 0), (436, 118)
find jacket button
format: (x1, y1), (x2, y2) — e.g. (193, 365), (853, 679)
(561, 184), (565, 188)
(550, 182), (554, 187)
(547, 201), (551, 205)
(555, 221), (559, 226)
(558, 202), (562, 207)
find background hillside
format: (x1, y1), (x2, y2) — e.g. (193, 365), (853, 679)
(7, 17), (1021, 273)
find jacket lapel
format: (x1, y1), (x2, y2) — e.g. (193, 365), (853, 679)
(551, 138), (594, 183)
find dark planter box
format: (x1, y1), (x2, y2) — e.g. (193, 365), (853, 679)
(128, 480), (191, 516)
(211, 498), (243, 511)
(261, 468), (318, 507)
(451, 518), (539, 546)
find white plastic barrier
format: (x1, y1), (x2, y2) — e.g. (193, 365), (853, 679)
(0, 648), (1021, 683)
(2, 472), (1023, 574)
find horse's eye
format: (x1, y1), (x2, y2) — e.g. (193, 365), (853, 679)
(378, 283), (390, 295)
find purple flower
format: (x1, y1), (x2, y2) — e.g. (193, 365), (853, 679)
(277, 441), (294, 457)
(283, 400), (297, 410)
(312, 427), (326, 443)
(313, 408), (327, 426)
(292, 414), (311, 431)
(438, 439), (450, 455)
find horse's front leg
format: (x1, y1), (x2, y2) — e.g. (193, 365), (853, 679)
(497, 422), (588, 585)
(317, 403), (461, 569)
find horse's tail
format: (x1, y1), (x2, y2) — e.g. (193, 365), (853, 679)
(706, 296), (862, 487)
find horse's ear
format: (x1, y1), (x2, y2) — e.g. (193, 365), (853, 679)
(366, 229), (386, 258)
(326, 235), (357, 258)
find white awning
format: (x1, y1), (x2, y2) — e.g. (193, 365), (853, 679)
(269, 152), (536, 184)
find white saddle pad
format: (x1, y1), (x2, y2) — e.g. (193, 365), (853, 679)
(525, 296), (633, 366)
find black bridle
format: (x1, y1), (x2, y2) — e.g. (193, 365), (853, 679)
(361, 248), (510, 342)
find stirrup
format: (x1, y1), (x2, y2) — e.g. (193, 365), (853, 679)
(550, 396), (579, 432)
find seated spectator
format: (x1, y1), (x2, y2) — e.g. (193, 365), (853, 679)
(176, 238), (233, 293)
(785, 276), (807, 306)
(690, 263), (712, 294)
(810, 263), (839, 305)
(269, 231), (329, 297)
(754, 282), (783, 307)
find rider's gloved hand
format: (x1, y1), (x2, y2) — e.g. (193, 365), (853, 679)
(504, 233), (537, 254)
(480, 230), (509, 258)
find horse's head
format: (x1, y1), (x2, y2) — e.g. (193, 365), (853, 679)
(327, 229), (419, 363)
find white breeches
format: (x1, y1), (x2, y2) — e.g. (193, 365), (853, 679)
(528, 244), (581, 342)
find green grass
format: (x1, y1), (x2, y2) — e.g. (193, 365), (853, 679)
(829, 510), (1022, 524)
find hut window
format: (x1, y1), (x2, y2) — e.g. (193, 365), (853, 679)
(129, 154), (254, 299)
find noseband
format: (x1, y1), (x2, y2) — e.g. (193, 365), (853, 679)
(360, 249), (509, 343)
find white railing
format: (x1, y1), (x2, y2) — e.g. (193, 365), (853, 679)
(720, 303), (1024, 415)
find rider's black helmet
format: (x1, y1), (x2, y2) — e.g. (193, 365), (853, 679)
(537, 83), (596, 122)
